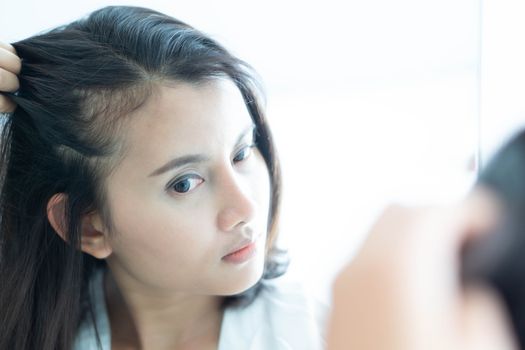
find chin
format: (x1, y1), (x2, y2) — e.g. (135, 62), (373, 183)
(217, 254), (266, 296)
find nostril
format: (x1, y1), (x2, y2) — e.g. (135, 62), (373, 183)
(241, 225), (254, 240)
(217, 208), (251, 232)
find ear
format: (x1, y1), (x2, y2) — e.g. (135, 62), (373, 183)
(46, 193), (113, 259)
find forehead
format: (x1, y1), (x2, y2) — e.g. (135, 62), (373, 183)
(116, 79), (253, 168)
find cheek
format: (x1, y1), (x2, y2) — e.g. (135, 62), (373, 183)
(105, 189), (218, 276)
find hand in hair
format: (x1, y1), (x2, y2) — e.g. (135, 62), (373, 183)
(0, 41), (21, 112)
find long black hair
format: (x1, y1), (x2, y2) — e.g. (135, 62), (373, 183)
(0, 6), (286, 350)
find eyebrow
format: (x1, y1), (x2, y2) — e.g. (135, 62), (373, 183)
(148, 124), (256, 177)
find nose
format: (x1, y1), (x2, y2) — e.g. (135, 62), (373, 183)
(216, 168), (257, 232)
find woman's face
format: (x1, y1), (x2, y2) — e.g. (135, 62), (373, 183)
(101, 79), (271, 296)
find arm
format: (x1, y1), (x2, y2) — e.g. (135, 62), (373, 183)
(326, 192), (517, 350)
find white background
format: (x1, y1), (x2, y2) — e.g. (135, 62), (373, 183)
(3, 0), (522, 302)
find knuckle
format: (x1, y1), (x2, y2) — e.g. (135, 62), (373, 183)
(0, 96), (16, 113)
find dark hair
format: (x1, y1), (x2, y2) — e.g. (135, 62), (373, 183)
(0, 6), (286, 350)
(463, 130), (525, 350)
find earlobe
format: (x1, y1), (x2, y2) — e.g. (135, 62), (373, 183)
(46, 193), (113, 259)
(80, 214), (113, 259)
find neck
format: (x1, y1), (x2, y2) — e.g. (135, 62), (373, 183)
(104, 269), (224, 350)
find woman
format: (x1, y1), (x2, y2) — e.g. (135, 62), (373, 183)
(0, 6), (323, 350)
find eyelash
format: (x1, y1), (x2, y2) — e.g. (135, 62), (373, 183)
(168, 174), (204, 194)
(233, 143), (256, 163)
(167, 143), (256, 195)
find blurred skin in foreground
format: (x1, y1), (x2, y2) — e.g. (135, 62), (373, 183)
(0, 42), (519, 350)
(327, 189), (518, 350)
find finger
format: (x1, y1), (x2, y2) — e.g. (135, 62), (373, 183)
(455, 187), (503, 243)
(0, 47), (21, 74)
(0, 95), (17, 113)
(0, 69), (19, 92)
(0, 42), (16, 55)
(462, 286), (518, 350)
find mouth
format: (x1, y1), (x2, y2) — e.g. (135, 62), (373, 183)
(222, 236), (260, 264)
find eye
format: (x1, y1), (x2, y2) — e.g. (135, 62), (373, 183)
(168, 174), (204, 194)
(233, 144), (255, 163)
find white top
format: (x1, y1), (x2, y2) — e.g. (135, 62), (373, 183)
(73, 270), (327, 350)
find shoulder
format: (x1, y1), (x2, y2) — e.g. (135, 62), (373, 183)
(219, 276), (328, 350)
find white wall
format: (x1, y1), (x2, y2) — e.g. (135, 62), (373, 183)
(480, 0), (525, 165)
(1, 0), (481, 301)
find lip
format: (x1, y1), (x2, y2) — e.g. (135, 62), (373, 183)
(222, 236), (260, 264)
